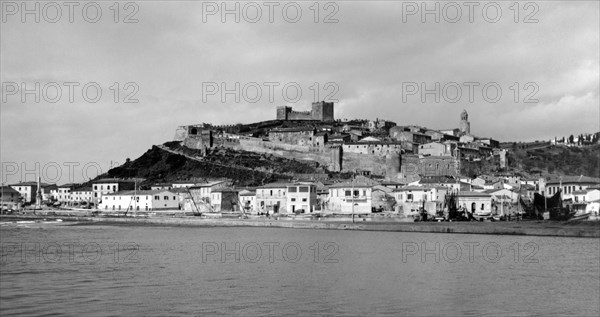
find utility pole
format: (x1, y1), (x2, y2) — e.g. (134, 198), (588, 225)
(1, 182), (4, 215)
(351, 171), (355, 223)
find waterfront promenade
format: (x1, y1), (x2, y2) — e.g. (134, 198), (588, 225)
(2, 212), (599, 238)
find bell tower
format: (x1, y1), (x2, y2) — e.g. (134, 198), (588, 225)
(459, 109), (470, 135)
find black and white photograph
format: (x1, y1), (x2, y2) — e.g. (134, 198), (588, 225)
(1, 0), (599, 316)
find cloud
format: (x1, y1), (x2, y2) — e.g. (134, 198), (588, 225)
(1, 1), (598, 184)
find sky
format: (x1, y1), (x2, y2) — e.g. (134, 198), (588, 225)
(1, 0), (599, 185)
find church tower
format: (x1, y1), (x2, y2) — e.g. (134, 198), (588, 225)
(459, 109), (470, 135)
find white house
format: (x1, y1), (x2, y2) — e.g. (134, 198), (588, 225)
(327, 182), (373, 214)
(9, 182), (55, 204)
(56, 183), (78, 204)
(70, 186), (94, 207)
(239, 190), (256, 214)
(286, 183), (317, 213)
(188, 181), (228, 203)
(456, 191), (493, 215)
(484, 188), (519, 204)
(256, 183), (289, 214)
(99, 190), (180, 211)
(92, 179), (136, 206)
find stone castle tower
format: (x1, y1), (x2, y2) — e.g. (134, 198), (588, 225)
(459, 109), (470, 135)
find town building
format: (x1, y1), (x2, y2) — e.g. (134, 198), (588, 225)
(9, 181), (56, 204)
(327, 182), (373, 213)
(393, 186), (447, 216)
(92, 179), (136, 206)
(99, 190), (180, 211)
(172, 181), (197, 188)
(545, 176), (600, 197)
(342, 138), (404, 156)
(269, 127), (323, 147)
(188, 181), (228, 203)
(70, 186), (94, 207)
(210, 189), (239, 212)
(418, 142), (455, 157)
(1, 186), (21, 210)
(256, 183), (289, 214)
(286, 183), (317, 213)
(56, 183), (78, 204)
(239, 189), (256, 214)
(456, 191), (493, 215)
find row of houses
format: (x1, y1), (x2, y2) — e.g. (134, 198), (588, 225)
(4, 174), (599, 216)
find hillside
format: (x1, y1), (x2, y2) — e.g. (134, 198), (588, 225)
(507, 144), (600, 178)
(100, 142), (324, 187)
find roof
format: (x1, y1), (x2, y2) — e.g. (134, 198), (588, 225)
(1, 186), (19, 194)
(271, 127), (315, 133)
(172, 180), (196, 184)
(257, 182), (293, 189)
(419, 176), (456, 184)
(189, 181), (227, 188)
(546, 175), (600, 185)
(393, 186), (435, 192)
(457, 191), (492, 197)
(72, 186), (93, 192)
(328, 182), (373, 189)
(93, 178), (136, 184)
(103, 190), (177, 196)
(211, 188), (239, 193)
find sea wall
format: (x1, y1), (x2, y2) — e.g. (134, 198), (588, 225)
(2, 215), (598, 238)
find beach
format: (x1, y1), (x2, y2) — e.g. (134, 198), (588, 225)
(2, 211), (599, 238)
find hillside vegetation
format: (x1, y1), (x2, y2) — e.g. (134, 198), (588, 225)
(101, 142), (323, 187)
(508, 144), (599, 178)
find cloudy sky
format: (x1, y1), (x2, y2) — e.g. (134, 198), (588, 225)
(1, 0), (598, 184)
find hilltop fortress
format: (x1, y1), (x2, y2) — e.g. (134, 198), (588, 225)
(174, 103), (502, 182)
(276, 101), (334, 121)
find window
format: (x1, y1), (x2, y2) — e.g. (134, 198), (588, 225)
(291, 198), (296, 202)
(173, 196), (176, 200)
(94, 185), (97, 190)
(299, 187), (309, 192)
(302, 198), (307, 202)
(164, 196), (169, 200)
(481, 204), (484, 210)
(345, 190), (351, 197)
(353, 190), (359, 197)
(113, 185), (116, 191)
(288, 187), (297, 193)
(154, 195), (160, 200)
(270, 190), (273, 196)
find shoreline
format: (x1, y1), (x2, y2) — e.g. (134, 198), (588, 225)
(2, 214), (599, 238)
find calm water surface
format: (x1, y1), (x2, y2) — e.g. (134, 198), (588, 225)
(1, 221), (599, 316)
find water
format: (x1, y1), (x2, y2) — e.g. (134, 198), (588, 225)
(1, 221), (599, 316)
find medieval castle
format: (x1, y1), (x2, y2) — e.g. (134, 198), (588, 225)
(276, 101), (335, 121)
(174, 103), (502, 182)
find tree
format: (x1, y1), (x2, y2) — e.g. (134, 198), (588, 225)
(568, 135), (574, 144)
